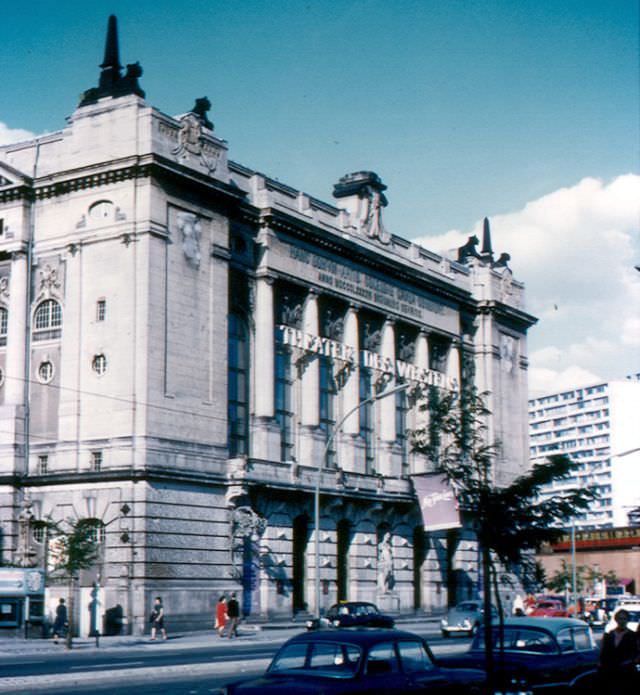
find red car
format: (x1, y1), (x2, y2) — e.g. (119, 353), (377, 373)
(529, 599), (568, 617)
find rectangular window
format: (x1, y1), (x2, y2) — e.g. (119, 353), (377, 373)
(91, 451), (103, 471)
(228, 314), (249, 457)
(0, 219), (3, 236)
(37, 455), (48, 474)
(96, 299), (106, 322)
(359, 366), (375, 474)
(319, 356), (337, 468)
(396, 386), (409, 476)
(275, 345), (294, 463)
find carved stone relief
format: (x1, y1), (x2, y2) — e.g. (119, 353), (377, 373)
(176, 212), (202, 268)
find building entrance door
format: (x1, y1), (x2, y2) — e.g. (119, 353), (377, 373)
(413, 526), (426, 610)
(292, 515), (308, 613)
(336, 520), (351, 602)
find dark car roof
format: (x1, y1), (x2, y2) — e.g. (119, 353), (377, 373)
(333, 601), (377, 608)
(485, 617), (589, 634)
(285, 628), (420, 647)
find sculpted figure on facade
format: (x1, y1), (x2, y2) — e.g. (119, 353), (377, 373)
(38, 264), (61, 299)
(333, 171), (391, 244)
(176, 212), (202, 268)
(15, 499), (37, 568)
(377, 530), (394, 593)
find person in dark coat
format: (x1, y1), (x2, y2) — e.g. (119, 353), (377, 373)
(52, 598), (68, 644)
(226, 592), (239, 639)
(598, 609), (640, 694)
(149, 596), (168, 640)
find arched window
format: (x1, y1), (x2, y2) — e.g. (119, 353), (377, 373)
(33, 300), (62, 341)
(0, 307), (7, 346)
(228, 313), (249, 457)
(78, 518), (106, 544)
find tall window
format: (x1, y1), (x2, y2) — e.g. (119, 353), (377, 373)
(0, 307), (7, 346)
(275, 344), (294, 463)
(319, 356), (337, 467)
(396, 385), (409, 476)
(91, 451), (103, 472)
(359, 366), (375, 474)
(228, 313), (249, 457)
(96, 299), (106, 322)
(33, 299), (62, 341)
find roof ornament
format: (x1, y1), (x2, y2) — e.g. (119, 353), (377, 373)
(333, 171), (391, 245)
(79, 15), (145, 107)
(456, 217), (511, 270)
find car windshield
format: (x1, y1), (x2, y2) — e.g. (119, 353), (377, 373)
(455, 603), (480, 612)
(269, 641), (362, 679)
(473, 627), (557, 654)
(536, 602), (557, 609)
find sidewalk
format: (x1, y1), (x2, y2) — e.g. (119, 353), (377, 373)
(0, 613), (442, 655)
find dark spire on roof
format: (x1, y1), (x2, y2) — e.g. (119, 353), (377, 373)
(79, 15), (145, 108)
(481, 217), (493, 258)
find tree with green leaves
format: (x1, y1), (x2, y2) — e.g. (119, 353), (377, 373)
(47, 518), (100, 649)
(410, 384), (595, 689)
(546, 558), (619, 595)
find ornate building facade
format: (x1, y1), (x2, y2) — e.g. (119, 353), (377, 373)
(0, 17), (536, 633)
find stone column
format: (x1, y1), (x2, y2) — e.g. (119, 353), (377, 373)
(446, 339), (461, 392)
(412, 330), (431, 473)
(300, 292), (319, 426)
(342, 307), (359, 434)
(299, 292), (323, 466)
(4, 251), (28, 405)
(254, 275), (275, 418)
(251, 275), (279, 461)
(377, 320), (396, 476)
(338, 306), (359, 472)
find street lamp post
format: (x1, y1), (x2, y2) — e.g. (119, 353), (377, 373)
(313, 381), (411, 619)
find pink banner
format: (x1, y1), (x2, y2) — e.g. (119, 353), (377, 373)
(412, 473), (461, 531)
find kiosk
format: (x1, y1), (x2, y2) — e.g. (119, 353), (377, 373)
(0, 568), (45, 636)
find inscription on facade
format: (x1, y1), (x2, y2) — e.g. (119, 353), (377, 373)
(287, 245), (443, 321)
(278, 325), (456, 391)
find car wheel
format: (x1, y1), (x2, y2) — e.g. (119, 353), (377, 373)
(469, 623), (478, 637)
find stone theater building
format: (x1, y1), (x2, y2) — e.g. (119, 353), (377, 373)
(0, 18), (535, 633)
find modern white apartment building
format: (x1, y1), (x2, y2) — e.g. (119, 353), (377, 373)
(529, 375), (640, 529)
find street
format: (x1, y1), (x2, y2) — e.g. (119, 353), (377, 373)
(0, 622), (471, 695)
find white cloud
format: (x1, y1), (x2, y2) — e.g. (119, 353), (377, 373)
(0, 122), (35, 146)
(414, 174), (640, 395)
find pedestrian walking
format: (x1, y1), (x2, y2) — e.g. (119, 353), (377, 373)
(226, 592), (240, 639)
(149, 596), (168, 641)
(51, 598), (68, 644)
(598, 608), (640, 694)
(215, 596), (227, 637)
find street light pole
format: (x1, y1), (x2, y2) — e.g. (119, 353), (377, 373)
(314, 381), (411, 619)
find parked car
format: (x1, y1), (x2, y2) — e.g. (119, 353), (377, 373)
(604, 601), (640, 633)
(529, 599), (568, 617)
(221, 628), (488, 694)
(441, 601), (498, 638)
(306, 601), (394, 630)
(439, 617), (600, 693)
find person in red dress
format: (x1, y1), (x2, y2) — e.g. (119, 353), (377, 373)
(215, 596), (227, 637)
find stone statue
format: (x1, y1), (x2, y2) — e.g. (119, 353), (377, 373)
(16, 499), (37, 567)
(377, 531), (394, 593)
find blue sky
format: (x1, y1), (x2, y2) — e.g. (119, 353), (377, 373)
(2, 1), (639, 393)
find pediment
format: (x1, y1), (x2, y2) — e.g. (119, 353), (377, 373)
(0, 161), (31, 188)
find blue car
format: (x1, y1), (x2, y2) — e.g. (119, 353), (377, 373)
(439, 617), (600, 693)
(222, 628), (488, 694)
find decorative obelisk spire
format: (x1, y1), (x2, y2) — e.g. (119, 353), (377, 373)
(481, 217), (494, 261)
(98, 15), (123, 91)
(79, 15), (145, 107)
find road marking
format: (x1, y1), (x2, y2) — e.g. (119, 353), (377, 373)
(70, 661), (144, 670)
